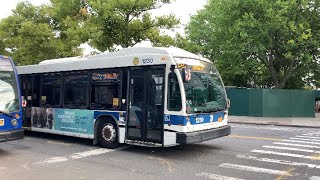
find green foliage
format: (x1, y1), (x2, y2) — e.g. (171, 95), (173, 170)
(186, 0), (320, 89)
(86, 0), (179, 51)
(174, 34), (203, 55)
(50, 0), (90, 46)
(0, 0), (179, 64)
(0, 1), (87, 65)
(0, 40), (5, 55)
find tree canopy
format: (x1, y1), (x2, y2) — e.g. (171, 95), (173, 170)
(186, 0), (320, 89)
(0, 0), (179, 65)
(0, 1), (87, 65)
(86, 0), (179, 51)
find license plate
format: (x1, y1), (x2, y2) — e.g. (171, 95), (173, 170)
(0, 119), (4, 126)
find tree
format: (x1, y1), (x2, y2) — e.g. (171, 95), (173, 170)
(49, 0), (90, 54)
(0, 1), (87, 65)
(305, 59), (320, 89)
(86, 0), (179, 51)
(0, 40), (5, 55)
(173, 34), (204, 55)
(186, 0), (320, 89)
(0, 0), (180, 65)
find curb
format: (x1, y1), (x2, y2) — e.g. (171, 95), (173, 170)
(229, 121), (320, 129)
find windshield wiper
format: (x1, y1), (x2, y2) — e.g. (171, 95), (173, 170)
(0, 110), (13, 118)
(193, 110), (204, 113)
(195, 108), (224, 113)
(191, 107), (225, 114)
(210, 108), (225, 112)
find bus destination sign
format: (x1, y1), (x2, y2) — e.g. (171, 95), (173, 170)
(92, 72), (120, 82)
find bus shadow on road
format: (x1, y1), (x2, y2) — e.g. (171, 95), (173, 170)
(0, 149), (12, 157)
(24, 131), (93, 147)
(119, 143), (225, 161)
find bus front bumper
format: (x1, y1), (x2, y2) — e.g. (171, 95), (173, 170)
(176, 125), (231, 144)
(0, 129), (24, 142)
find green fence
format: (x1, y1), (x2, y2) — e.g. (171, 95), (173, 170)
(316, 90), (320, 100)
(226, 88), (316, 118)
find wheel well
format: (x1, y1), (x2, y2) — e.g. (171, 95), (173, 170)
(93, 115), (119, 145)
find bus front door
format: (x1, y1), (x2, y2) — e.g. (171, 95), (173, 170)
(126, 68), (164, 146)
(20, 76), (32, 128)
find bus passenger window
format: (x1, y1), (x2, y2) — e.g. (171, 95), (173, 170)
(32, 75), (41, 107)
(64, 73), (88, 108)
(90, 71), (120, 110)
(91, 85), (119, 110)
(41, 74), (62, 107)
(168, 72), (182, 111)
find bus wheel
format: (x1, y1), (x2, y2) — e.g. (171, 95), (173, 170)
(98, 120), (119, 149)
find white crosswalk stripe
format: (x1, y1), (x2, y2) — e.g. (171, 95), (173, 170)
(273, 142), (320, 149)
(290, 137), (320, 142)
(310, 176), (320, 180)
(302, 133), (320, 136)
(282, 139), (320, 145)
(251, 150), (319, 160)
(262, 145), (320, 153)
(236, 155), (320, 169)
(195, 172), (245, 180)
(219, 163), (293, 176)
(296, 136), (320, 139)
(203, 131), (320, 180)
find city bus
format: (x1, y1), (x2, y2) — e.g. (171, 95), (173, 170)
(0, 55), (24, 142)
(16, 47), (230, 148)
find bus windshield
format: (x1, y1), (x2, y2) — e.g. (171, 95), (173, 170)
(0, 59), (19, 113)
(177, 59), (226, 114)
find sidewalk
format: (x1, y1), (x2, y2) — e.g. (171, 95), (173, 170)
(228, 113), (320, 128)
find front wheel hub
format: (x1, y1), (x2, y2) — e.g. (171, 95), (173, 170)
(102, 123), (116, 142)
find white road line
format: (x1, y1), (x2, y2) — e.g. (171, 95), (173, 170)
(252, 150), (305, 158)
(219, 163), (292, 176)
(236, 155), (320, 169)
(282, 140), (320, 145)
(296, 136), (320, 139)
(262, 145), (318, 153)
(302, 133), (320, 136)
(273, 142), (320, 149)
(251, 150), (317, 160)
(290, 137), (320, 142)
(310, 176), (320, 180)
(35, 147), (128, 165)
(195, 172), (245, 180)
(0, 167), (7, 172)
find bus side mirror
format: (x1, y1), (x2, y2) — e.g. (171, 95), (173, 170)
(181, 68), (191, 83)
(227, 98), (231, 109)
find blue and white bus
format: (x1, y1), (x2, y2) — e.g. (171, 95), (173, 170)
(17, 47), (230, 148)
(0, 55), (24, 142)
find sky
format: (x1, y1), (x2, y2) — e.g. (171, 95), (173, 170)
(0, 0), (207, 53)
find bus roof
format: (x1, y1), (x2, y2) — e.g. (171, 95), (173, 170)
(17, 47), (211, 74)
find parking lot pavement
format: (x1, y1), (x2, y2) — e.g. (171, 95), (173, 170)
(1, 123), (320, 180)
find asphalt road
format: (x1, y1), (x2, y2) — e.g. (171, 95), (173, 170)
(1, 123), (320, 180)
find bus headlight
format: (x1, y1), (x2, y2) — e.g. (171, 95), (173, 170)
(11, 119), (18, 126)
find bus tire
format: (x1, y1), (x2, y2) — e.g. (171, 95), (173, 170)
(97, 120), (119, 149)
